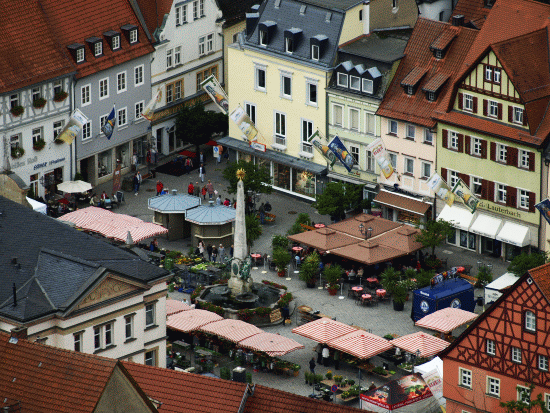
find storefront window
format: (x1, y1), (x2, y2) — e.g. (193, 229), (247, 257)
(397, 211), (419, 226)
(116, 142), (130, 169)
(460, 230), (468, 248)
(29, 173), (39, 198)
(447, 229), (456, 245)
(273, 163), (290, 190)
(293, 168), (315, 197)
(98, 149), (113, 178)
(238, 152), (252, 163)
(133, 136), (147, 164)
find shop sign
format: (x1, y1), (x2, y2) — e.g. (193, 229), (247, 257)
(151, 93), (210, 123)
(12, 156), (66, 170)
(250, 141), (266, 152)
(476, 201), (522, 219)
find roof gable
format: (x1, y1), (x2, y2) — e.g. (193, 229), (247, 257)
(73, 275), (144, 312)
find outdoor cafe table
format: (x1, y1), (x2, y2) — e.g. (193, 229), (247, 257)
(291, 246), (303, 252)
(351, 286), (363, 292)
(314, 224), (326, 228)
(376, 289), (386, 298)
(250, 253), (261, 266)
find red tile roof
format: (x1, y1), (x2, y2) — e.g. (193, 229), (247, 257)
(0, 0), (75, 93)
(430, 27), (458, 51)
(40, 0), (154, 79)
(0, 331), (116, 412)
(400, 67), (428, 87)
(451, 0), (491, 28)
(422, 73), (450, 92)
(377, 18), (478, 127)
(374, 190), (431, 215)
(136, 0), (174, 37)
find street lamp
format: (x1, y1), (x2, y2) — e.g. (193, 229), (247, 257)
(359, 224), (373, 239)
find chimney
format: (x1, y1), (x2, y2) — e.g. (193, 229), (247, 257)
(11, 257), (17, 264)
(10, 326), (27, 341)
(12, 283), (16, 307)
(172, 189), (177, 195)
(246, 12), (259, 36)
(452, 15), (464, 26)
(363, 0), (370, 35)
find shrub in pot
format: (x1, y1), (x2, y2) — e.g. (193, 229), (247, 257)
(299, 250), (320, 287)
(392, 282), (408, 311)
(272, 234), (289, 253)
(324, 264), (343, 295)
(272, 247), (291, 277)
(380, 267), (401, 295)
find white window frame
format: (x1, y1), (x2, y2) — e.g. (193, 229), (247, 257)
(487, 377), (500, 398)
(349, 108), (359, 131)
(74, 332), (82, 352)
(81, 84), (91, 106)
(486, 338), (495, 355)
(485, 66), (493, 81)
(472, 137), (482, 156)
(449, 170), (459, 188)
(366, 150), (375, 172)
(388, 152), (397, 168)
(130, 29), (138, 44)
(350, 145), (359, 166)
(9, 94), (19, 109)
(350, 75), (361, 91)
(514, 107), (524, 124)
(245, 102), (256, 124)
(333, 104), (343, 127)
(117, 107), (127, 127)
(280, 72), (292, 99)
(174, 46), (182, 65)
(404, 157), (414, 175)
(145, 303), (156, 327)
(525, 310), (536, 331)
(274, 111), (286, 146)
(471, 176), (482, 197)
(198, 37), (205, 56)
(125, 315), (134, 340)
(493, 67), (501, 84)
(112, 35), (120, 50)
(546, 394), (550, 411)
(489, 100), (498, 118)
(365, 112), (375, 135)
(306, 80), (318, 106)
(145, 349), (156, 366)
(117, 71), (127, 93)
(94, 41), (103, 57)
(82, 121), (91, 141)
(259, 30), (267, 46)
(32, 87), (41, 102)
(464, 94), (473, 111)
(459, 368), (472, 389)
(301, 119), (314, 154)
(389, 120), (398, 135)
(421, 161), (431, 178)
(285, 37), (293, 54)
(53, 120), (64, 139)
(93, 322), (114, 350)
(362, 78), (373, 94)
(100, 115), (108, 131)
(496, 183), (507, 203)
(99, 78), (109, 100)
(498, 144), (507, 163)
(76, 47), (85, 63)
(32, 128), (42, 147)
(199, 0), (204, 16)
(337, 72), (348, 88)
(135, 101), (144, 120)
(517, 385), (530, 404)
(206, 33), (213, 53)
(166, 48), (173, 68)
(53, 80), (63, 95)
(175, 5), (182, 25)
(520, 150), (530, 169)
(539, 355), (549, 371)
(255, 65), (266, 92)
(311, 44), (319, 60)
(450, 131), (459, 149)
(406, 124), (415, 140)
(134, 65), (144, 86)
(424, 128), (433, 144)
(193, 0), (198, 19)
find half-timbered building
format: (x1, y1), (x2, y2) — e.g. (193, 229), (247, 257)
(440, 263), (550, 412)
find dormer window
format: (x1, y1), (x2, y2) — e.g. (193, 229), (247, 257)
(363, 79), (373, 94)
(285, 37), (293, 53)
(104, 30), (121, 51)
(350, 76), (360, 91)
(86, 37), (102, 57)
(422, 73), (449, 102)
(401, 67), (427, 96)
(122, 24), (139, 44)
(406, 86), (414, 95)
(95, 42), (103, 56)
(435, 49), (443, 59)
(68, 43), (86, 63)
(284, 28), (302, 54)
(311, 45), (319, 60)
(130, 29), (138, 43)
(337, 73), (348, 87)
(112, 35), (120, 50)
(77, 47), (85, 62)
(258, 21), (277, 46)
(259, 30), (267, 46)
(427, 92), (436, 101)
(484, 64), (501, 84)
(310, 35), (327, 61)
(494, 68), (501, 84)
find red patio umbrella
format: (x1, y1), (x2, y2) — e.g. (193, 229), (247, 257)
(166, 310), (222, 333)
(200, 319), (262, 343)
(292, 317), (357, 344)
(328, 330), (393, 359)
(415, 308), (478, 334)
(238, 332), (304, 357)
(390, 332), (450, 358)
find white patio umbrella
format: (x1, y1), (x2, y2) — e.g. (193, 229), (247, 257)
(57, 180), (92, 193)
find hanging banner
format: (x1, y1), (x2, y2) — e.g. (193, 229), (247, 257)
(142, 89), (162, 121)
(201, 74), (229, 114)
(427, 173), (455, 207)
(452, 179), (479, 213)
(421, 369), (446, 410)
(308, 130), (336, 168)
(229, 106), (258, 143)
(57, 109), (89, 145)
(535, 198), (550, 225)
(102, 106), (116, 140)
(367, 138), (396, 180)
(328, 136), (355, 172)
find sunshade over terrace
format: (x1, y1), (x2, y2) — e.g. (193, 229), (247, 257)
(390, 332), (450, 358)
(292, 317), (358, 344)
(328, 329), (393, 359)
(200, 319), (262, 343)
(415, 307), (478, 334)
(166, 309), (223, 333)
(238, 332), (305, 357)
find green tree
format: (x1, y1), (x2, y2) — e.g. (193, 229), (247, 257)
(222, 160), (272, 195)
(272, 234), (289, 253)
(415, 219), (455, 257)
(287, 213), (311, 236)
(245, 214), (262, 251)
(314, 182), (366, 221)
(500, 383), (549, 413)
(298, 250), (320, 285)
(508, 252), (548, 277)
(175, 102), (228, 155)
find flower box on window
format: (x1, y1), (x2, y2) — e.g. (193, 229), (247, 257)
(53, 91), (68, 102)
(33, 97), (47, 109)
(33, 139), (46, 151)
(11, 147), (25, 159)
(10, 106), (24, 117)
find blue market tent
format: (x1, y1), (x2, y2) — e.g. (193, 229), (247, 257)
(411, 278), (474, 322)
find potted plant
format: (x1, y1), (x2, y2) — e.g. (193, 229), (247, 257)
(10, 105), (24, 117)
(54, 90), (68, 102)
(33, 138), (46, 151)
(325, 370), (333, 380)
(299, 250), (320, 288)
(323, 264), (343, 296)
(291, 364), (301, 377)
(273, 247), (291, 277)
(305, 371), (311, 385)
(392, 282), (408, 311)
(33, 97), (47, 109)
(334, 375), (343, 384)
(380, 267), (401, 296)
(272, 234), (289, 253)
(11, 147), (24, 159)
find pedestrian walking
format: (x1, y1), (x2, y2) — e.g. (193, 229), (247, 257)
(199, 163), (205, 182)
(259, 202), (266, 224)
(193, 182), (200, 197)
(206, 180), (214, 199)
(230, 245), (234, 257)
(218, 244), (225, 262)
(281, 305), (290, 325)
(133, 172), (141, 195)
(322, 346), (330, 367)
(216, 195), (222, 205)
(223, 198), (230, 206)
(216, 145), (223, 163)
(207, 244), (213, 261)
(188, 182), (194, 195)
(201, 185), (207, 200)
(309, 357), (316, 374)
(198, 240), (205, 259)
(156, 180), (164, 196)
(316, 343), (323, 365)
(185, 157), (193, 174)
(199, 151), (204, 164)
(211, 246), (218, 263)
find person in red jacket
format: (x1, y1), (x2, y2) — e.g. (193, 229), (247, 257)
(188, 182), (194, 195)
(156, 180), (164, 196)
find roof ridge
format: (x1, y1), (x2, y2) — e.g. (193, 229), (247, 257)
(38, 248), (102, 268)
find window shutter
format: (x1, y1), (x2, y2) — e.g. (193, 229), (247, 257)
(490, 142), (497, 161)
(441, 167), (447, 181)
(529, 192), (536, 213)
(460, 173), (470, 186)
(473, 97), (478, 113)
(481, 179), (488, 200)
(483, 99), (488, 116)
(523, 112), (528, 126)
(508, 106), (514, 123)
(498, 103), (503, 120)
(487, 180), (495, 202)
(458, 93), (463, 109)
(464, 135), (471, 154)
(481, 139), (488, 158)
(528, 152), (535, 172)
(506, 186), (517, 208)
(442, 129), (448, 148)
(507, 147), (518, 167)
(458, 134), (464, 152)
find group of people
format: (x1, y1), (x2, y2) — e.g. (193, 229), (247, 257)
(197, 240), (233, 262)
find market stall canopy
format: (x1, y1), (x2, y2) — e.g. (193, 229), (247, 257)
(238, 332), (304, 357)
(390, 332), (449, 358)
(200, 319), (262, 343)
(328, 330), (393, 359)
(415, 307), (478, 334)
(148, 194), (201, 214)
(437, 204), (476, 231)
(58, 206), (168, 243)
(185, 205), (236, 225)
(166, 309), (223, 333)
(292, 317), (357, 344)
(26, 197), (46, 214)
(166, 299), (193, 316)
(57, 180), (92, 193)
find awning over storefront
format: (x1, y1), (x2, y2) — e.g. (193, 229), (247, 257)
(217, 136), (327, 175)
(469, 214), (503, 239)
(496, 222), (530, 247)
(373, 189), (431, 216)
(437, 204), (476, 231)
(327, 172), (366, 185)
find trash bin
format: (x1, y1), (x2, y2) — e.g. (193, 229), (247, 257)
(232, 366), (246, 383)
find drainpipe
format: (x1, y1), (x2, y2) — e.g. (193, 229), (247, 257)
(363, 0), (370, 35)
(70, 75), (76, 180)
(237, 384), (255, 413)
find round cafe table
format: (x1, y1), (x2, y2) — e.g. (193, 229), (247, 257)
(292, 246), (303, 252)
(362, 294), (372, 300)
(376, 289), (386, 298)
(351, 286), (363, 292)
(314, 223), (326, 228)
(250, 253), (261, 266)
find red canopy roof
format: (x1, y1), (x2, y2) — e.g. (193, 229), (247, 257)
(415, 308), (478, 334)
(238, 333), (304, 357)
(292, 318), (357, 344)
(166, 299), (193, 316)
(167, 310), (223, 333)
(328, 330), (393, 360)
(390, 332), (450, 358)
(200, 319), (262, 343)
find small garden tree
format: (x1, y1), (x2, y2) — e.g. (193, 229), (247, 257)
(508, 252), (548, 277)
(222, 160), (272, 195)
(415, 219), (455, 257)
(272, 234), (289, 253)
(287, 213), (311, 236)
(245, 215), (262, 252)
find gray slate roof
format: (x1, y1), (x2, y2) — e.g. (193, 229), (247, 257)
(246, 0), (346, 68)
(0, 196), (169, 323)
(148, 194), (201, 214)
(339, 32), (410, 63)
(185, 205), (236, 225)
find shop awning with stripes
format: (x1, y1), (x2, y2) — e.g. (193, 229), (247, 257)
(166, 299), (193, 316)
(167, 309), (223, 333)
(238, 332), (305, 357)
(292, 318), (358, 344)
(200, 319), (262, 343)
(415, 307), (478, 334)
(328, 330), (393, 360)
(390, 332), (449, 358)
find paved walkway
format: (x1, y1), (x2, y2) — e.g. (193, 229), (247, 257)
(92, 150), (510, 407)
